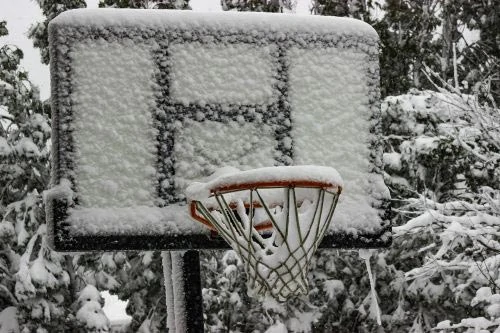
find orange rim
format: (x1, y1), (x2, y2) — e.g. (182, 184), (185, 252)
(189, 179), (342, 232)
(190, 201), (274, 232)
(211, 179), (341, 194)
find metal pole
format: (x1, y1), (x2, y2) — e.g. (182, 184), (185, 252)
(163, 250), (204, 333)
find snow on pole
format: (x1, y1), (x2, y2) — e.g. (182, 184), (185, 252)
(359, 249), (381, 325)
(163, 250), (204, 332)
(170, 251), (187, 332)
(162, 252), (176, 333)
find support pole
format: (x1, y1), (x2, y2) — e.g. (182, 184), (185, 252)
(162, 250), (204, 333)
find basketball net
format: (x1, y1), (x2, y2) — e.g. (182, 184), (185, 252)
(188, 166), (342, 301)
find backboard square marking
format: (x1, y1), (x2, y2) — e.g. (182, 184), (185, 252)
(169, 43), (277, 105)
(71, 41), (158, 208)
(173, 119), (277, 201)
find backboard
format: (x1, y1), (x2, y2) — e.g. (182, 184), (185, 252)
(46, 9), (391, 251)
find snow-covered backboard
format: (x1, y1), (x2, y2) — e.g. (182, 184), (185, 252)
(47, 9), (390, 251)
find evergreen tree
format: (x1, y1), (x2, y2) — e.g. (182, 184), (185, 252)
(1, 20), (48, 320)
(307, 0), (443, 97)
(311, 0), (373, 18)
(2, 6), (117, 331)
(0, 20), (78, 332)
(382, 78), (500, 332)
(455, 0), (500, 103)
(99, 0), (190, 9)
(28, 0), (86, 65)
(105, 251), (167, 332)
(375, 0), (441, 96)
(220, 0), (295, 12)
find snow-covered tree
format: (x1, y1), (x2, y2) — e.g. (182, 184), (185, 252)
(310, 0), (372, 19)
(14, 225), (74, 332)
(1, 20), (53, 331)
(220, 0), (293, 13)
(99, 0), (190, 9)
(28, 0), (86, 65)
(0, 306), (19, 333)
(106, 251), (166, 332)
(74, 285), (110, 332)
(2, 18), (113, 332)
(454, 0), (500, 103)
(383, 67), (499, 332)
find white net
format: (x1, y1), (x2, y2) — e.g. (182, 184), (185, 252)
(191, 185), (341, 301)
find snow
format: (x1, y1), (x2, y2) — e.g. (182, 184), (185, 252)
(286, 310), (322, 333)
(14, 137), (40, 157)
(162, 251), (187, 333)
(45, 179), (214, 238)
(0, 220), (15, 240)
(74, 286), (111, 331)
(50, 9), (378, 38)
(289, 46), (387, 233)
(171, 252), (187, 333)
(43, 178), (73, 204)
(15, 225), (44, 299)
(0, 137), (12, 156)
(70, 39), (158, 208)
(76, 301), (110, 331)
(487, 304), (500, 318)
(48, 8), (387, 243)
(383, 152), (402, 171)
(0, 307), (19, 333)
(162, 252), (176, 333)
(29, 259), (50, 286)
(174, 120), (276, 201)
(393, 211), (435, 235)
(188, 166), (342, 300)
(436, 320), (452, 329)
(77, 285), (102, 303)
(66, 205), (206, 236)
(265, 321), (288, 333)
(29, 113), (51, 134)
(323, 279), (345, 300)
(169, 43), (276, 105)
(459, 317), (495, 329)
(359, 249), (381, 325)
(186, 165), (343, 201)
(472, 287), (499, 307)
(412, 136), (440, 153)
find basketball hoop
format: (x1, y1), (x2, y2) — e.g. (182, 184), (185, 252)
(187, 166), (343, 301)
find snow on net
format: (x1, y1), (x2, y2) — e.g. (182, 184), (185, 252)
(187, 166), (343, 300)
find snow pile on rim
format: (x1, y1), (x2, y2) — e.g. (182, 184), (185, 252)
(186, 165), (343, 201)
